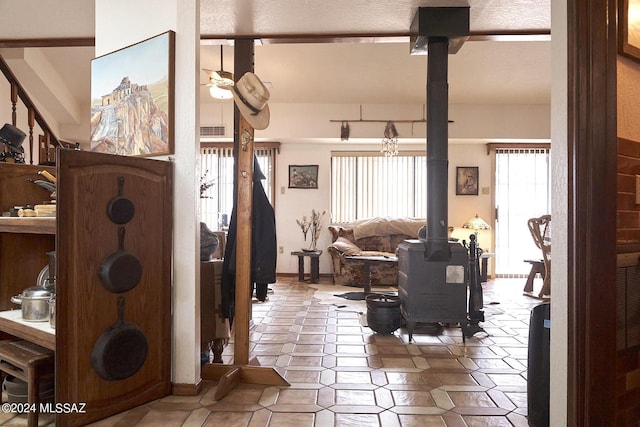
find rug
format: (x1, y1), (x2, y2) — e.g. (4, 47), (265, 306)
(334, 291), (368, 300)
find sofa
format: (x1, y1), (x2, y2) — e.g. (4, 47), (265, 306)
(327, 217), (425, 287)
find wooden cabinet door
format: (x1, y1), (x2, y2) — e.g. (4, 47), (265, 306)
(56, 150), (173, 426)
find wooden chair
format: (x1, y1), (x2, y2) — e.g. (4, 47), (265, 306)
(527, 215), (551, 298)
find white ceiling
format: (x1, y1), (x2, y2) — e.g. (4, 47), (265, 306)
(0, 0), (551, 130)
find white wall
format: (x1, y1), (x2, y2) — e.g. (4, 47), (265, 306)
(201, 100), (550, 142)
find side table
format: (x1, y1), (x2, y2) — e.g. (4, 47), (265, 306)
(479, 252), (495, 282)
(291, 250), (322, 284)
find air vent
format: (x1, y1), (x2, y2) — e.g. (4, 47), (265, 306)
(200, 126), (225, 137)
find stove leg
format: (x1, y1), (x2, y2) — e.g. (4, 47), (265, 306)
(406, 321), (415, 342)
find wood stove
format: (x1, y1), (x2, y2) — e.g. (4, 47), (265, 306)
(398, 6), (485, 342)
(398, 239), (468, 341)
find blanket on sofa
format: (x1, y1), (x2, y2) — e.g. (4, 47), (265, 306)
(352, 217), (425, 240)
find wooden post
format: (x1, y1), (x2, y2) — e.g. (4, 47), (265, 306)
(233, 115), (254, 366)
(28, 108), (34, 165)
(201, 39), (289, 398)
(10, 83), (17, 126)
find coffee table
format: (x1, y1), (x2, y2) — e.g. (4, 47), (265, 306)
(343, 255), (398, 300)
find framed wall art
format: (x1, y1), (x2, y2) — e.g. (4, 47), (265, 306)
(619, 0), (640, 63)
(456, 166), (479, 195)
(90, 31), (175, 156)
(289, 165), (318, 189)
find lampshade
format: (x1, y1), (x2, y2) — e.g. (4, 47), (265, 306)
(462, 214), (491, 232)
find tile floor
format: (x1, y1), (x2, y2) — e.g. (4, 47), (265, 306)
(3, 276), (546, 426)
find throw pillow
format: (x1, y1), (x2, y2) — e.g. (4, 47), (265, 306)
(330, 237), (362, 256)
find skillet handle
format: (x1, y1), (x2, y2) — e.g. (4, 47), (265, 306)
(117, 176), (125, 197)
(118, 226), (126, 251)
(116, 295), (125, 325)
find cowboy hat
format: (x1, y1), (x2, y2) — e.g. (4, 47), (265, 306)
(231, 72), (270, 130)
(0, 124), (26, 153)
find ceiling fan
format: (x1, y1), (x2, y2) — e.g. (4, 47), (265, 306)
(202, 46), (234, 99)
(202, 45), (273, 100)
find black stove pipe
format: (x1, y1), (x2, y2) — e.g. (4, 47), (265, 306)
(424, 36), (451, 262)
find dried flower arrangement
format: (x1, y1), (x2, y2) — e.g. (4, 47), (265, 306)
(296, 209), (326, 251)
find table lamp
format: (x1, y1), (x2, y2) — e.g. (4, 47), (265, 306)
(462, 214), (491, 247)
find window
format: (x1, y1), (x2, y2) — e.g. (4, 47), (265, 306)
(331, 151), (426, 223)
(200, 143), (278, 230)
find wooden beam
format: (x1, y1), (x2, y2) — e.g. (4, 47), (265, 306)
(232, 38), (256, 366)
(233, 114), (254, 366)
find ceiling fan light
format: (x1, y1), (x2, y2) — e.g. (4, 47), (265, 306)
(209, 84), (233, 99)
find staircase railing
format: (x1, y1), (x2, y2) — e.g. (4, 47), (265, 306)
(0, 54), (70, 165)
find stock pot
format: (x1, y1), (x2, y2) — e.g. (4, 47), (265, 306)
(11, 287), (53, 322)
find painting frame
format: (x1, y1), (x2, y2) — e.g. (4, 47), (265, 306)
(456, 166), (479, 196)
(289, 165), (319, 189)
(619, 0), (640, 63)
(90, 31), (175, 157)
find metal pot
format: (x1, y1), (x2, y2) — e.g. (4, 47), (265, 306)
(11, 287), (53, 322)
(48, 296), (55, 329)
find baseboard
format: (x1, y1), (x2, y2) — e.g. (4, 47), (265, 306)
(171, 378), (202, 396)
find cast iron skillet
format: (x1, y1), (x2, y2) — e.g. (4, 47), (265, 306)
(98, 227), (142, 293)
(91, 295), (148, 381)
(107, 176), (135, 224)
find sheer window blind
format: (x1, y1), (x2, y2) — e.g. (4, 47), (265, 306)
(494, 147), (550, 276)
(200, 144), (277, 230)
(331, 152), (426, 223)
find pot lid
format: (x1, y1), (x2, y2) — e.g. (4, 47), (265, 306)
(22, 287), (52, 298)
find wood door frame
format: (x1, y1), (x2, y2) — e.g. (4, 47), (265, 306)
(567, 0), (618, 424)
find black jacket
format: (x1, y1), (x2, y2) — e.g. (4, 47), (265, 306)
(221, 157), (277, 319)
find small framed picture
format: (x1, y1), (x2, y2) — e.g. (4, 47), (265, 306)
(289, 165), (318, 189)
(456, 166), (479, 195)
(619, 0), (640, 63)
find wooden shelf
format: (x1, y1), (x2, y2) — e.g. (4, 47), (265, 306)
(0, 217), (56, 234)
(0, 309), (55, 351)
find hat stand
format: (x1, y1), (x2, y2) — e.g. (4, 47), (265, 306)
(201, 114), (288, 399)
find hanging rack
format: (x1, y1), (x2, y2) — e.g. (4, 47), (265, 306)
(329, 105), (453, 124)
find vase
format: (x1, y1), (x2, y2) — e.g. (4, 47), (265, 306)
(200, 222), (219, 261)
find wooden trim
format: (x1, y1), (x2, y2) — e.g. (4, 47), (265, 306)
(485, 142), (551, 155)
(0, 38), (94, 48)
(200, 30), (550, 44)
(331, 150), (426, 157)
(171, 380), (202, 396)
(617, 252), (640, 268)
(566, 0), (618, 424)
(201, 141), (280, 150)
